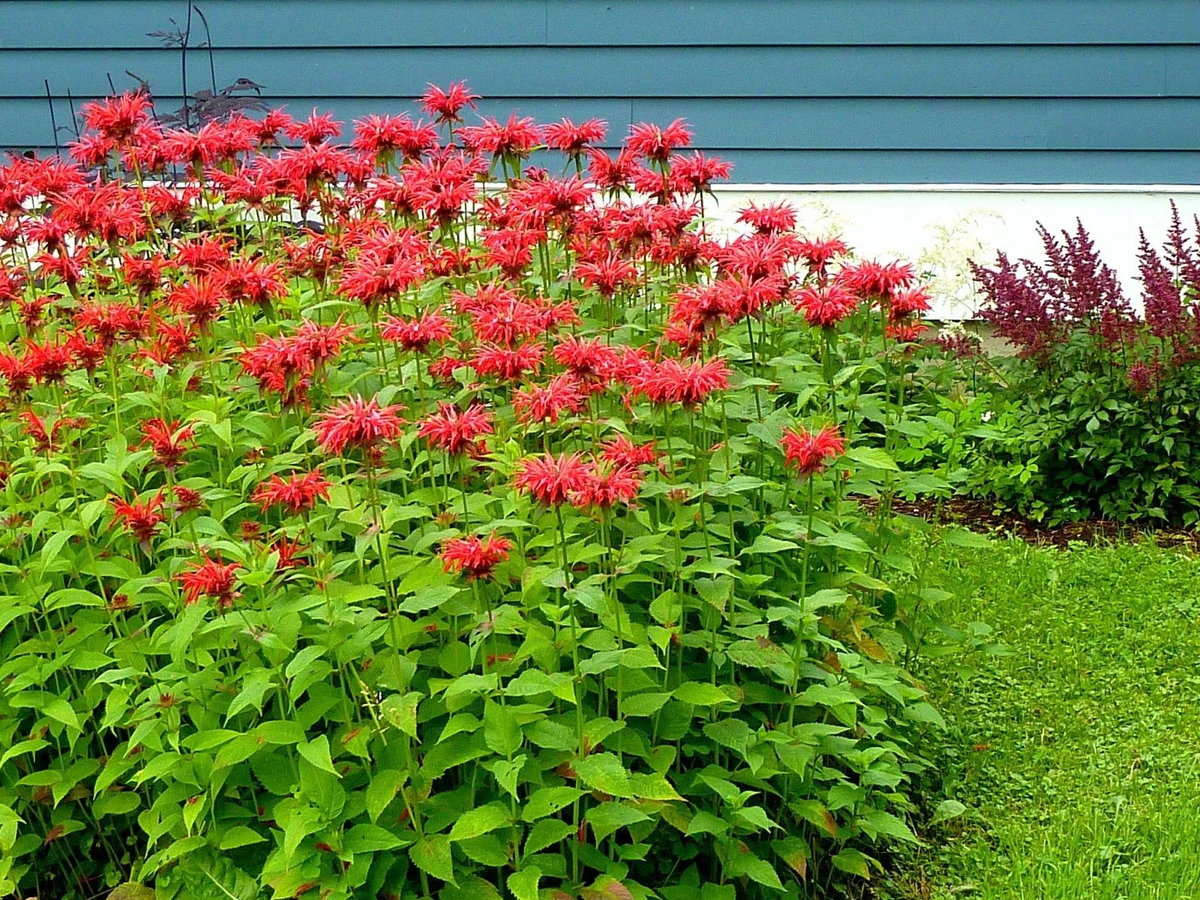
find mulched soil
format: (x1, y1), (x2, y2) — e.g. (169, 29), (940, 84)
(865, 495), (1200, 553)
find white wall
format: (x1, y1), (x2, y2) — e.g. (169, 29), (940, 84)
(706, 185), (1200, 319)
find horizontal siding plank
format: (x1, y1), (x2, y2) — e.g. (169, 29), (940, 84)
(0, 1), (548, 50)
(5, 0), (1200, 48)
(7, 95), (1199, 153)
(5, 46), (1191, 100)
(545, 0), (1200, 46)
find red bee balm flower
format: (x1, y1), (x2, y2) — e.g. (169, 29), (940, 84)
(141, 418), (195, 470)
(418, 403), (494, 455)
(513, 453), (588, 505)
(780, 425), (846, 477)
(314, 395), (404, 456)
(440, 532), (513, 581)
(513, 375), (585, 424)
(635, 357), (730, 408)
(571, 460), (643, 510)
(110, 492), (167, 544)
(421, 81), (480, 124)
(601, 435), (660, 469)
(252, 469), (332, 514)
(793, 284), (860, 328)
(178, 555), (243, 608)
(381, 308), (453, 352)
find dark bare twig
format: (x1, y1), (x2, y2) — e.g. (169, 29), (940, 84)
(44, 80), (61, 157)
(65, 88), (80, 139)
(180, 5), (193, 128)
(192, 5), (218, 95)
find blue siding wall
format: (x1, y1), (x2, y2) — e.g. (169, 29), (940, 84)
(3, 0), (1199, 183)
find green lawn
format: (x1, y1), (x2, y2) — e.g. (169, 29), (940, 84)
(890, 538), (1200, 900)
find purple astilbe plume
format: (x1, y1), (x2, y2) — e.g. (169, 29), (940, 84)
(1035, 221), (1133, 330)
(973, 220), (1135, 361)
(1137, 229), (1186, 340)
(970, 251), (1063, 361)
(1163, 200), (1200, 292)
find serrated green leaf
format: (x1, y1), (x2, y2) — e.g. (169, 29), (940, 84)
(449, 803), (511, 842)
(586, 801), (650, 842)
(575, 752), (633, 798)
(507, 866), (541, 900)
(296, 736), (339, 776)
(674, 683), (736, 707)
(411, 834), (457, 885)
(523, 786), (584, 821)
(524, 818), (573, 856)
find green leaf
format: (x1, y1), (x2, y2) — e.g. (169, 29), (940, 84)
(457, 834), (510, 866)
(932, 799), (967, 825)
(381, 693), (421, 739)
(523, 786), (584, 821)
(254, 720), (305, 745)
(484, 699), (522, 757)
(524, 818), (573, 856)
(812, 531), (873, 554)
(44, 588), (104, 611)
(442, 876), (504, 900)
(507, 866), (541, 900)
(686, 811), (729, 836)
(218, 826), (267, 850)
(801, 589), (850, 612)
(703, 718), (753, 757)
(772, 836), (810, 879)
(727, 851), (784, 890)
(411, 834), (457, 886)
(846, 447), (899, 471)
(746, 535), (799, 554)
(575, 752), (633, 798)
(489, 755), (526, 799)
(621, 692), (671, 717)
(831, 847), (875, 879)
(862, 810), (919, 843)
(296, 736), (339, 776)
(586, 801), (649, 842)
(674, 683), (736, 707)
(285, 645), (325, 680)
(107, 884), (155, 900)
(366, 768), (407, 823)
(39, 528), (77, 571)
(42, 698), (81, 731)
(903, 702), (947, 728)
(449, 803), (512, 842)
(942, 527), (991, 548)
(344, 823), (409, 852)
(628, 773), (684, 801)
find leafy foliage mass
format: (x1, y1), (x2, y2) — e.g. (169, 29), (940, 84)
(0, 86), (959, 900)
(968, 210), (1200, 525)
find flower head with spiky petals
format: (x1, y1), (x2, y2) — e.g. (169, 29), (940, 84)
(780, 424), (845, 477)
(178, 554), (243, 608)
(252, 469), (332, 514)
(313, 395), (404, 456)
(440, 531), (513, 581)
(513, 452), (588, 506)
(418, 403), (494, 455)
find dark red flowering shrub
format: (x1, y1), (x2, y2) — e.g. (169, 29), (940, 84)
(969, 208), (1200, 524)
(0, 86), (958, 900)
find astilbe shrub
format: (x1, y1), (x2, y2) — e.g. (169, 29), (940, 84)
(0, 85), (956, 900)
(969, 208), (1200, 524)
